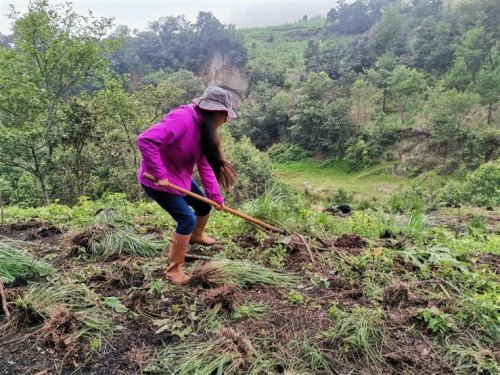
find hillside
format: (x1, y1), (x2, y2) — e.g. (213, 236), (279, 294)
(0, 2), (499, 374)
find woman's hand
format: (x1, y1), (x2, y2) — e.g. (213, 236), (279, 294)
(156, 178), (170, 188)
(214, 203), (224, 211)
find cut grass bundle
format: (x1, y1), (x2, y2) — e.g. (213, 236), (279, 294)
(189, 259), (298, 288)
(152, 327), (257, 375)
(323, 306), (386, 366)
(0, 238), (53, 283)
(66, 223), (164, 259)
(200, 285), (239, 311)
(294, 339), (337, 375)
(93, 208), (125, 224)
(16, 281), (113, 344)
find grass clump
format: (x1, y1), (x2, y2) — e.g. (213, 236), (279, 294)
(188, 259), (298, 288)
(151, 327), (259, 374)
(93, 208), (125, 224)
(445, 342), (499, 374)
(15, 281), (113, 345)
(294, 339), (337, 374)
(323, 305), (386, 366)
(0, 238), (53, 283)
(239, 184), (298, 231)
(66, 223), (164, 259)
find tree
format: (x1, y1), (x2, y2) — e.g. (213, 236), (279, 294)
(109, 12), (247, 79)
(55, 97), (102, 202)
(475, 50), (500, 124)
(366, 53), (399, 112)
(327, 0), (378, 35)
(289, 72), (351, 156)
(304, 40), (322, 73)
(445, 58), (472, 91)
(0, 1), (114, 204)
(140, 69), (204, 105)
(388, 66), (427, 123)
(231, 82), (291, 149)
(411, 15), (456, 72)
(369, 3), (409, 56)
(430, 89), (479, 150)
(349, 78), (380, 130)
(455, 27), (493, 77)
(248, 58), (286, 88)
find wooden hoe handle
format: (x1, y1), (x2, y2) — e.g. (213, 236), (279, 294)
(142, 172), (286, 234)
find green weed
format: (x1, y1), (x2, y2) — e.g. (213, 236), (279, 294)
(286, 290), (305, 305)
(233, 303), (266, 320)
(445, 342), (499, 374)
(416, 307), (455, 336)
(294, 339), (337, 374)
(459, 291), (499, 340)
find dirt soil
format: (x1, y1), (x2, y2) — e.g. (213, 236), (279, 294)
(0, 220), (489, 374)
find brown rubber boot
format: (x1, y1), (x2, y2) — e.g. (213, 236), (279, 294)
(166, 232), (191, 284)
(189, 215), (216, 246)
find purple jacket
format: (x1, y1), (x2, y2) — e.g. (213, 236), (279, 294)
(137, 104), (224, 204)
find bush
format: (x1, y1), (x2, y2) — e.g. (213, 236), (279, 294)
(343, 139), (372, 171)
(330, 188), (354, 205)
(222, 131), (276, 203)
(387, 184), (430, 213)
(443, 160), (500, 207)
(460, 130), (500, 170)
(267, 143), (311, 163)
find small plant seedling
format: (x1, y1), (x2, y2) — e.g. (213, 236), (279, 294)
(154, 318), (193, 340)
(104, 296), (128, 313)
(310, 273), (330, 288)
(286, 290), (305, 305)
(416, 307), (454, 335)
(328, 302), (344, 320)
(267, 244), (288, 269)
(233, 303), (266, 319)
(148, 279), (163, 296)
(90, 337), (101, 352)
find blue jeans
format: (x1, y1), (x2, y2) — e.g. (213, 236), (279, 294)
(141, 181), (212, 235)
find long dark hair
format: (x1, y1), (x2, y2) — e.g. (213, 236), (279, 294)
(199, 109), (237, 190)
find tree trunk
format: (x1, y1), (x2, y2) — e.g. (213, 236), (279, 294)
(488, 102), (492, 125)
(0, 190), (4, 227)
(382, 89), (387, 113)
(39, 174), (50, 205)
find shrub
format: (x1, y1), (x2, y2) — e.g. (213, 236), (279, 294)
(222, 131), (276, 203)
(343, 139), (373, 171)
(443, 160), (500, 207)
(387, 184), (430, 213)
(267, 142), (311, 163)
(330, 188), (354, 205)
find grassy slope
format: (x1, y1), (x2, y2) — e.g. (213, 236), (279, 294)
(274, 160), (408, 200)
(239, 19), (325, 78)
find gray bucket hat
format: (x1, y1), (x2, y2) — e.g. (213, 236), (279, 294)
(192, 86), (237, 119)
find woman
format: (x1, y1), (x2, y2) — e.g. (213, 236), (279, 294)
(137, 86), (237, 284)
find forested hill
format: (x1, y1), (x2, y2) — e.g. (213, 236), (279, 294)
(232, 0), (499, 174)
